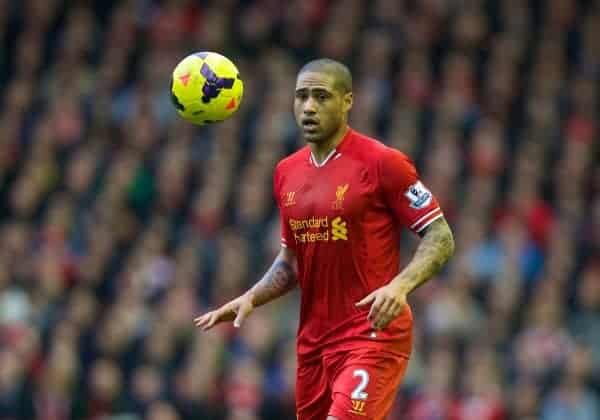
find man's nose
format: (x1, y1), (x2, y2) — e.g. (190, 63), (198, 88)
(303, 97), (317, 114)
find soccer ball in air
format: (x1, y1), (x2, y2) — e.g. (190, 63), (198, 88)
(170, 52), (244, 125)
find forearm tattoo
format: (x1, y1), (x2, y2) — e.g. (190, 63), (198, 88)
(248, 257), (297, 307)
(396, 217), (455, 293)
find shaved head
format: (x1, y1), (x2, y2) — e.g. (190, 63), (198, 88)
(294, 58), (354, 146)
(299, 58), (352, 93)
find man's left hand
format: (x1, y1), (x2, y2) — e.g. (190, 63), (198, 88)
(355, 284), (407, 330)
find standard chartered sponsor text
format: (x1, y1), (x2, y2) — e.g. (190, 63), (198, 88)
(289, 216), (329, 231)
(294, 230), (330, 243)
(289, 216), (348, 243)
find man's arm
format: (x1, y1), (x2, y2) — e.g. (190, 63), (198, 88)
(194, 247), (297, 330)
(392, 216), (455, 294)
(356, 217), (454, 329)
(247, 247), (298, 307)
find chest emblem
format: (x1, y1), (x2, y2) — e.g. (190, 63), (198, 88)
(332, 183), (349, 210)
(282, 191), (296, 207)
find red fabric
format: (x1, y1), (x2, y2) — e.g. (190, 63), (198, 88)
(274, 128), (441, 359)
(296, 348), (410, 420)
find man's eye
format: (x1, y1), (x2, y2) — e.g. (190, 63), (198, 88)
(318, 94), (327, 101)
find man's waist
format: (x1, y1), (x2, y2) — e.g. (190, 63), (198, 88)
(296, 308), (413, 359)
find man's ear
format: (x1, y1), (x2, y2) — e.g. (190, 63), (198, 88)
(343, 92), (353, 112)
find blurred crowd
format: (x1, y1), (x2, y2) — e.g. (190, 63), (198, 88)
(0, 0), (599, 419)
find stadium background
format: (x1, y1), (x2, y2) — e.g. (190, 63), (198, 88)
(0, 0), (598, 419)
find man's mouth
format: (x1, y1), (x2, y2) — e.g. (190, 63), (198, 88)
(302, 118), (319, 131)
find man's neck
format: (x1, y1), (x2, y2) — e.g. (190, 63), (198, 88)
(308, 124), (349, 165)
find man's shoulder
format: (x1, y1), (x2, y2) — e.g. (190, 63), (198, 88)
(275, 146), (310, 174)
(346, 129), (409, 164)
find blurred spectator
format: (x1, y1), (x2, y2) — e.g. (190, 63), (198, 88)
(570, 263), (600, 382)
(72, 358), (127, 419)
(0, 349), (34, 419)
(541, 344), (600, 420)
(406, 345), (458, 420)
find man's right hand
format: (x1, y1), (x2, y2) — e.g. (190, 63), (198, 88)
(194, 293), (255, 330)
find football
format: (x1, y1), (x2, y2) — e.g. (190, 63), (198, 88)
(170, 52), (244, 125)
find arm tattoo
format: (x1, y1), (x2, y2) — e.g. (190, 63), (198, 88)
(393, 217), (455, 294)
(248, 254), (297, 307)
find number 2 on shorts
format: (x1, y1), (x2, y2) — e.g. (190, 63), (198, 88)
(351, 369), (370, 400)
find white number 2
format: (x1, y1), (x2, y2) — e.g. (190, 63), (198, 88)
(351, 369), (370, 400)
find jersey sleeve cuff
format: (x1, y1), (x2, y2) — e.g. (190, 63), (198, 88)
(409, 208), (443, 233)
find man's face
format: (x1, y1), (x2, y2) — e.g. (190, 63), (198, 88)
(294, 72), (352, 144)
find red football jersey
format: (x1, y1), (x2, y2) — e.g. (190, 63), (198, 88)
(274, 129), (443, 359)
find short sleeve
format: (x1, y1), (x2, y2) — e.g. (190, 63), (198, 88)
(273, 165), (296, 250)
(379, 148), (443, 234)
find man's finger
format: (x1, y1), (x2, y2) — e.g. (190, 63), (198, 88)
(372, 300), (392, 329)
(375, 301), (406, 329)
(367, 295), (384, 321)
(194, 312), (211, 327)
(376, 300), (397, 328)
(375, 316), (392, 330)
(203, 313), (218, 330)
(379, 299), (394, 318)
(392, 301), (406, 317)
(197, 314), (211, 330)
(203, 308), (227, 330)
(356, 292), (376, 307)
(194, 312), (210, 323)
(233, 303), (252, 328)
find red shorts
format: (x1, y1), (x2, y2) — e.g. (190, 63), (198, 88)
(296, 348), (410, 420)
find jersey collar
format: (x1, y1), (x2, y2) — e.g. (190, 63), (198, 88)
(308, 128), (353, 168)
(309, 148), (339, 167)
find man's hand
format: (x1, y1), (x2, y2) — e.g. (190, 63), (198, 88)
(355, 284), (407, 330)
(355, 218), (454, 331)
(194, 248), (297, 332)
(194, 293), (255, 330)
